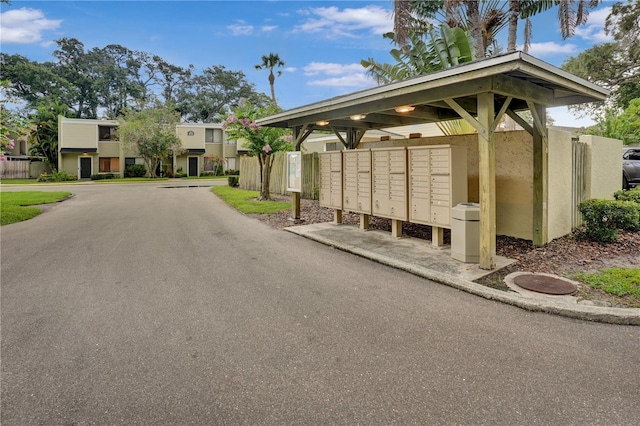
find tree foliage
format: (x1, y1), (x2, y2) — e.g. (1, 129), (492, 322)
(27, 100), (73, 171)
(0, 37), (263, 122)
(255, 53), (285, 105)
(118, 103), (183, 178)
(586, 98), (640, 145)
(222, 100), (291, 200)
(362, 23), (472, 84)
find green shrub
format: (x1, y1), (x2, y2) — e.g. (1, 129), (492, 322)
(614, 186), (640, 203)
(225, 169), (240, 176)
(578, 199), (640, 242)
(37, 171), (77, 182)
(174, 172), (187, 178)
(90, 173), (117, 180)
(124, 164), (146, 178)
(228, 176), (239, 187)
(200, 171), (215, 177)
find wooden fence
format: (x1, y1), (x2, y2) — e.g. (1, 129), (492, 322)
(0, 160), (30, 179)
(239, 152), (319, 199)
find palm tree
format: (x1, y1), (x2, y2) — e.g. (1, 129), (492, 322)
(507, 0), (601, 53)
(395, 0), (600, 56)
(255, 53), (285, 105)
(362, 23), (473, 84)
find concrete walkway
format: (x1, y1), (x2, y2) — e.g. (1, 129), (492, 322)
(286, 222), (640, 325)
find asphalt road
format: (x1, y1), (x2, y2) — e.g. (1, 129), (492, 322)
(1, 182), (639, 425)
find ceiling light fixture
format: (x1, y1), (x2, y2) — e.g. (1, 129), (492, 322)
(316, 120), (330, 126)
(350, 114), (367, 120)
(394, 105), (415, 113)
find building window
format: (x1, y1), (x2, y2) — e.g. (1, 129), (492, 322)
(205, 128), (223, 143)
(99, 126), (118, 141)
(99, 157), (120, 173)
(125, 157), (136, 167)
(326, 142), (338, 151)
(226, 139), (237, 145)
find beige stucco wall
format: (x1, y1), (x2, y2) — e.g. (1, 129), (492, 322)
(98, 141), (120, 157)
(177, 125), (206, 150)
(60, 153), (95, 177)
(59, 118), (117, 149)
(581, 135), (623, 199)
(547, 129), (573, 241)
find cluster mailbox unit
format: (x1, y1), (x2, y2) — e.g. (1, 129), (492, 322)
(319, 144), (467, 248)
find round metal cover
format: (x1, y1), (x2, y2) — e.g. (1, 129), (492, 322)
(513, 274), (577, 295)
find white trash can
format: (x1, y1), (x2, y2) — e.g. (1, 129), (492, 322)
(451, 203), (480, 263)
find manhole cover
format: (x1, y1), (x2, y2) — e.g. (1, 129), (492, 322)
(513, 274), (577, 295)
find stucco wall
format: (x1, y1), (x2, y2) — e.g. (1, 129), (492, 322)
(547, 129), (573, 240)
(177, 126), (206, 150)
(98, 142), (120, 157)
(581, 135), (622, 199)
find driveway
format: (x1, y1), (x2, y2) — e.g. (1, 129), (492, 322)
(1, 182), (639, 424)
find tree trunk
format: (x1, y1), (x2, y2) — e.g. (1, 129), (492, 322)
(466, 1), (485, 59)
(269, 72), (276, 105)
(507, 0), (519, 52)
(259, 153), (272, 200)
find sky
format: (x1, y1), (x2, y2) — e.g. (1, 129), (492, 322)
(0, 0), (619, 127)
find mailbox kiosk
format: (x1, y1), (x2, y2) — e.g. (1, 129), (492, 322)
(319, 151), (343, 222)
(372, 147), (408, 237)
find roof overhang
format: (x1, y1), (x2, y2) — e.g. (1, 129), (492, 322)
(258, 52), (609, 133)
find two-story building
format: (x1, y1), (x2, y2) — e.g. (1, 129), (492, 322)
(58, 117), (237, 178)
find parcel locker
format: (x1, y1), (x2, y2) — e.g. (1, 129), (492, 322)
(342, 149), (372, 214)
(319, 151), (343, 210)
(372, 147), (408, 220)
(408, 145), (467, 228)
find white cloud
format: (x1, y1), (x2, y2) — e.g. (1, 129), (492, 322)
(307, 73), (374, 88)
(573, 6), (613, 43)
(261, 25), (277, 32)
(303, 62), (365, 76)
(0, 8), (61, 44)
(284, 67), (297, 73)
(294, 5), (392, 39)
(227, 21), (253, 36)
(523, 41), (579, 56)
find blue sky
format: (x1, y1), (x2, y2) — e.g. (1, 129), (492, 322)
(0, 0), (618, 126)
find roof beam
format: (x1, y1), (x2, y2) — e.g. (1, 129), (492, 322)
(491, 74), (554, 106)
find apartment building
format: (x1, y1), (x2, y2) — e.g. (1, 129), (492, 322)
(58, 117), (237, 178)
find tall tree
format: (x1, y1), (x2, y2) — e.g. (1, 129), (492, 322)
(222, 100), (291, 201)
(396, 0), (600, 57)
(176, 65), (261, 123)
(362, 23), (473, 84)
(255, 53), (285, 105)
(118, 102), (183, 178)
(27, 100), (73, 171)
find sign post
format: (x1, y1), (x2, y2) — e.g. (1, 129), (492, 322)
(286, 152), (302, 221)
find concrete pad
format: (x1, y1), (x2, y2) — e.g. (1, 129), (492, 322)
(285, 222), (516, 282)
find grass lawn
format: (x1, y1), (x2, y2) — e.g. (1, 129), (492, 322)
(0, 178), (71, 185)
(1, 191), (72, 226)
(575, 268), (640, 307)
(211, 186), (290, 214)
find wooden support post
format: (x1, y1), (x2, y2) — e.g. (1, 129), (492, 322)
(359, 213), (370, 231)
(291, 192), (301, 221)
(432, 227), (444, 247)
(334, 209), (342, 224)
(391, 219), (402, 238)
(531, 103), (548, 246)
(477, 92), (496, 270)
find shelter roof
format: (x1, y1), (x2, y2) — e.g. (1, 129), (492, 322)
(257, 52), (608, 133)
